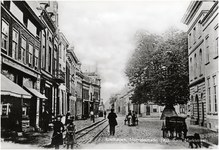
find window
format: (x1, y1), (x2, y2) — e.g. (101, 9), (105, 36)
(194, 54), (197, 78)
(213, 75), (217, 112)
(199, 49), (202, 75)
(48, 46), (52, 72)
(59, 64), (61, 70)
(207, 78), (211, 113)
(214, 25), (218, 58)
(28, 44), (33, 66)
(54, 48), (57, 74)
(190, 57), (193, 80)
(42, 32), (46, 69)
(12, 29), (19, 59)
(198, 20), (202, 38)
(189, 33), (192, 48)
(21, 38), (26, 64)
(1, 20), (9, 53)
(63, 47), (65, 62)
(35, 48), (39, 69)
(206, 36), (210, 64)
(193, 27), (196, 44)
(59, 44), (62, 58)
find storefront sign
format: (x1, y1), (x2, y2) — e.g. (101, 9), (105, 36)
(2, 57), (38, 78)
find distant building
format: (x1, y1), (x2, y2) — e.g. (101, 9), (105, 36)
(182, 1), (218, 131)
(115, 86), (163, 118)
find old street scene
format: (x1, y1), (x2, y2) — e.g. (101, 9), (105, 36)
(0, 0), (218, 149)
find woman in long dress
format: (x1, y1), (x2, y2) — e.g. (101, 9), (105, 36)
(51, 115), (64, 149)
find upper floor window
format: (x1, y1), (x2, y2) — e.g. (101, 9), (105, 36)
(1, 20), (9, 54)
(214, 24), (218, 58)
(190, 57), (193, 80)
(198, 20), (202, 39)
(189, 33), (192, 48)
(199, 49), (202, 76)
(12, 29), (19, 59)
(63, 47), (65, 62)
(28, 44), (33, 66)
(205, 35), (210, 64)
(42, 32), (46, 69)
(21, 37), (27, 64)
(59, 44), (62, 59)
(207, 77), (211, 113)
(35, 48), (39, 69)
(213, 75), (217, 112)
(193, 27), (196, 44)
(194, 54), (197, 78)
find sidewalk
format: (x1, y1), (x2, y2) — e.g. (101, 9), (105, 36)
(185, 118), (218, 146)
(1, 116), (105, 148)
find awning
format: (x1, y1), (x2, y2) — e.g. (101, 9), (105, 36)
(1, 74), (32, 99)
(24, 87), (47, 99)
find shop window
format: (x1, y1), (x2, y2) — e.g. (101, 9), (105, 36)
(1, 103), (11, 116)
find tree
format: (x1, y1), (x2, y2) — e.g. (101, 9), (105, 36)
(125, 27), (189, 107)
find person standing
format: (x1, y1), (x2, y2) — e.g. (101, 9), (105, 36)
(51, 115), (65, 149)
(90, 110), (95, 123)
(65, 117), (76, 149)
(42, 109), (50, 132)
(65, 111), (71, 125)
(107, 109), (117, 136)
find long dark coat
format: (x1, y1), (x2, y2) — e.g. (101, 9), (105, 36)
(51, 121), (64, 145)
(107, 112), (117, 126)
(65, 123), (76, 145)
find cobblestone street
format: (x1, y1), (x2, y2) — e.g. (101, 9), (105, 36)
(1, 116), (218, 149)
(89, 116), (189, 149)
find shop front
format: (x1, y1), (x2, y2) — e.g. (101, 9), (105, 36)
(1, 74), (32, 132)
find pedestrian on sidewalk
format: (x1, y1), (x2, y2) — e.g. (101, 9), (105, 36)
(65, 117), (76, 149)
(51, 115), (65, 149)
(42, 109), (50, 133)
(90, 110), (95, 123)
(65, 111), (71, 125)
(107, 109), (118, 136)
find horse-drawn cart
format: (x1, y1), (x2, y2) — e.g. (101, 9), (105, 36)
(161, 116), (187, 140)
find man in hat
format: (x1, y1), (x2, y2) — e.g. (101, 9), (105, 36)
(51, 115), (64, 149)
(107, 109), (118, 136)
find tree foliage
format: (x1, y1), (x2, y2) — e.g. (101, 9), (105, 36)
(125, 27), (189, 106)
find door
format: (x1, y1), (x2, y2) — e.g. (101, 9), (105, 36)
(146, 105), (150, 115)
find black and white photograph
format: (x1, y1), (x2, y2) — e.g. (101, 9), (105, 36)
(1, 0), (218, 149)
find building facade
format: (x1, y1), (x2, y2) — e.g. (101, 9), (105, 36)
(66, 47), (79, 118)
(1, 1), (46, 131)
(182, 1), (218, 131)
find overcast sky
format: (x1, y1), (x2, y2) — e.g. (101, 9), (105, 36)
(58, 0), (191, 103)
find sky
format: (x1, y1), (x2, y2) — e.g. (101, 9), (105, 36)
(58, 0), (191, 103)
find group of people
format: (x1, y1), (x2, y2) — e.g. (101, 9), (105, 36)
(50, 111), (76, 149)
(42, 109), (119, 149)
(126, 110), (138, 126)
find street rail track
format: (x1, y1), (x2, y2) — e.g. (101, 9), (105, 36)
(75, 118), (108, 145)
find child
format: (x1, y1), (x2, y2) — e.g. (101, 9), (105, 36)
(65, 117), (76, 149)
